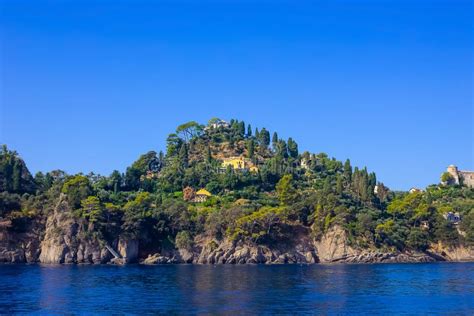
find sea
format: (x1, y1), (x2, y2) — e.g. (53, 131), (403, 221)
(0, 263), (473, 315)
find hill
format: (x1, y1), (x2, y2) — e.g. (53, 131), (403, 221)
(0, 118), (473, 264)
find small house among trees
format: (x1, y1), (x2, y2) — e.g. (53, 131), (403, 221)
(193, 188), (212, 203)
(443, 212), (461, 225)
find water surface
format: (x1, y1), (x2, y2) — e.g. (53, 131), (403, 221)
(1, 263), (473, 314)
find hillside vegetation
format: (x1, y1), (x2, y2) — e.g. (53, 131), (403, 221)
(0, 119), (473, 263)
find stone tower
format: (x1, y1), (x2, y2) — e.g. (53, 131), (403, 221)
(447, 165), (460, 185)
(445, 165), (474, 188)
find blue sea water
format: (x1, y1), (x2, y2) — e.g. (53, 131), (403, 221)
(0, 263), (473, 315)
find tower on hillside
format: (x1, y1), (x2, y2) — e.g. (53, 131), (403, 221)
(446, 165), (460, 185)
(444, 165), (474, 188)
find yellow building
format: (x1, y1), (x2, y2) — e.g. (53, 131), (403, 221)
(222, 157), (246, 169)
(194, 188), (212, 203)
(221, 156), (259, 173)
(249, 166), (259, 173)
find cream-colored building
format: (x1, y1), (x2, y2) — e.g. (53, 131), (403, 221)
(445, 165), (474, 188)
(221, 156), (258, 173)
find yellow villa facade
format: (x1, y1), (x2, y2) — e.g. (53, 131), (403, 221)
(221, 156), (259, 173)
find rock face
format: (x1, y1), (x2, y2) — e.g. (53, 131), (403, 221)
(38, 195), (110, 264)
(0, 219), (42, 263)
(314, 225), (357, 262)
(118, 238), (139, 263)
(430, 242), (474, 262)
(313, 225), (437, 264)
(1, 196), (473, 265)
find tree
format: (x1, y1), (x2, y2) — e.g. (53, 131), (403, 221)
(62, 175), (92, 209)
(259, 128), (270, 148)
(178, 143), (189, 169)
(246, 139), (255, 159)
(183, 186), (196, 201)
(247, 124), (252, 137)
(441, 172), (454, 185)
(276, 140), (288, 159)
(12, 160), (21, 193)
(287, 138), (298, 158)
(79, 196), (104, 223)
(272, 132), (279, 149)
(239, 121), (245, 137)
(344, 159), (352, 183)
(375, 182), (390, 202)
(109, 170), (122, 194)
(406, 227), (429, 250)
(176, 121), (203, 143)
(276, 174), (297, 205)
(336, 175), (343, 195)
(166, 133), (183, 156)
(205, 146), (212, 164)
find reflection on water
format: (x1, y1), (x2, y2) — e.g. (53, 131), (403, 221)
(0, 263), (473, 314)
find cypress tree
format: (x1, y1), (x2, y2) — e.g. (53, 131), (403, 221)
(259, 128), (270, 147)
(12, 160), (21, 193)
(247, 139), (255, 159)
(287, 137), (298, 158)
(239, 121), (245, 137)
(344, 159), (352, 182)
(272, 132), (279, 149)
(206, 146), (212, 164)
(179, 143), (188, 169)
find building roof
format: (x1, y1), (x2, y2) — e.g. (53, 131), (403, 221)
(196, 188), (212, 196)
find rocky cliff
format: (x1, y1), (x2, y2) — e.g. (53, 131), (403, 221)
(1, 209), (472, 265)
(141, 226), (470, 265)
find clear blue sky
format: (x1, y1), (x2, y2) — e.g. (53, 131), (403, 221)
(0, 0), (472, 190)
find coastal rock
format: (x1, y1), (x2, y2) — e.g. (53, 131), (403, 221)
(429, 242), (474, 261)
(178, 249), (194, 263)
(38, 195), (110, 264)
(314, 225), (357, 263)
(118, 238), (139, 263)
(143, 253), (170, 264)
(190, 236), (318, 265)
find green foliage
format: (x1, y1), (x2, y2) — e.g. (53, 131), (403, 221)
(0, 145), (35, 194)
(276, 174), (297, 205)
(79, 196), (104, 223)
(175, 231), (194, 250)
(441, 172), (454, 184)
(406, 227), (429, 250)
(3, 119), (473, 255)
(227, 206), (288, 244)
(62, 175), (92, 209)
(176, 121), (204, 142)
(287, 138), (298, 158)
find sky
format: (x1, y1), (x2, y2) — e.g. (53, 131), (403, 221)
(0, 0), (472, 190)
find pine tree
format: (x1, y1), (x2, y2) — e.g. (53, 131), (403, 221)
(247, 124), (252, 137)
